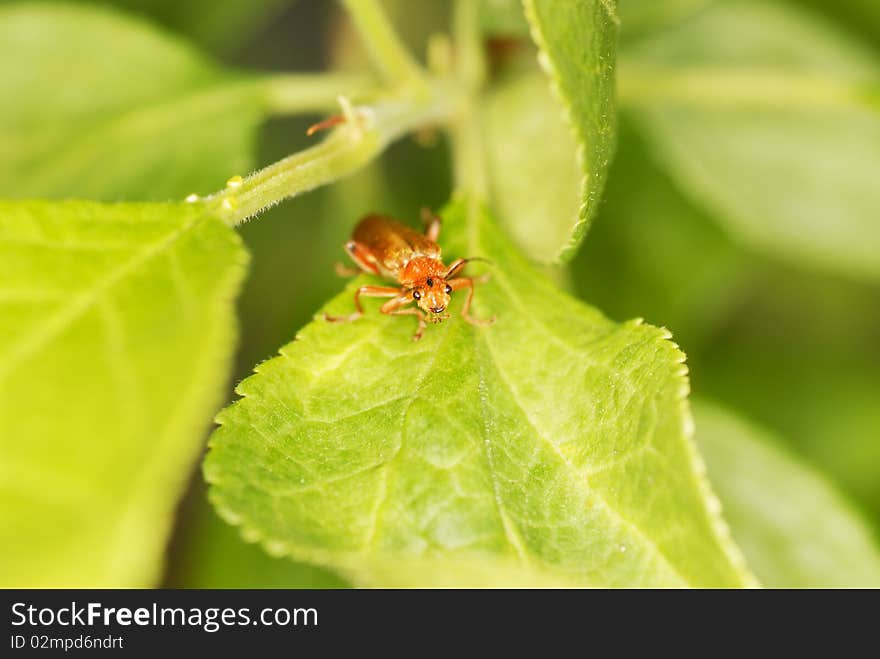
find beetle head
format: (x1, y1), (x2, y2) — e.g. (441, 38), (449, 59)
(412, 276), (452, 321)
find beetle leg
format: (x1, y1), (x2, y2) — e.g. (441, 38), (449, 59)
(380, 296), (428, 341)
(342, 240), (381, 276)
(324, 286), (401, 323)
(420, 207), (442, 243)
(448, 277), (496, 327)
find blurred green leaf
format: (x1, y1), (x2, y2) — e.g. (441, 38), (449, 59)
(617, 0), (711, 38)
(513, 0), (617, 262)
(573, 123), (880, 536)
(205, 198), (753, 588)
(0, 200), (247, 586)
(0, 3), (268, 201)
(70, 0), (290, 53)
(620, 0), (880, 280)
(799, 0), (880, 49)
(693, 269), (880, 529)
(572, 120), (749, 350)
(694, 400), (880, 587)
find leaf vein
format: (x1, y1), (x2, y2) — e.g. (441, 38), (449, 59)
(481, 331), (689, 585)
(361, 323), (454, 552)
(0, 210), (205, 381)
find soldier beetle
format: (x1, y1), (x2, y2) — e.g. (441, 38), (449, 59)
(324, 210), (495, 341)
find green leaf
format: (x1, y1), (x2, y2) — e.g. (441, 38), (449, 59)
(617, 0), (711, 38)
(169, 487), (349, 588)
(693, 269), (880, 531)
(505, 0), (616, 263)
(0, 3), (265, 201)
(482, 74), (584, 264)
(694, 400), (880, 588)
(568, 121), (880, 533)
(80, 0), (290, 53)
(0, 200), (247, 586)
(574, 129), (880, 533)
(572, 120), (749, 350)
(619, 0), (880, 280)
(205, 198), (753, 587)
(799, 0), (880, 48)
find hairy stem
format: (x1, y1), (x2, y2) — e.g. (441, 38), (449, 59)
(192, 1), (450, 225)
(204, 83), (460, 226)
(197, 1), (484, 227)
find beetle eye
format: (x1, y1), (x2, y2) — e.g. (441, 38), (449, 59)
(426, 278), (434, 287)
(445, 284), (452, 294)
(413, 290), (421, 300)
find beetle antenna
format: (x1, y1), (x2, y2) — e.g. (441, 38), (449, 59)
(445, 256), (493, 278)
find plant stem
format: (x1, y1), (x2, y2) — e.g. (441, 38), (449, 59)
(341, 0), (427, 89)
(204, 83), (461, 226)
(449, 0), (488, 200)
(450, 110), (488, 204)
(449, 0), (489, 250)
(452, 0), (486, 94)
(260, 72), (378, 115)
(198, 2), (485, 228)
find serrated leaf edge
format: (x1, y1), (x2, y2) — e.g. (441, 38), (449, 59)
(521, 0), (618, 264)
(657, 326), (760, 588)
(205, 317), (758, 588)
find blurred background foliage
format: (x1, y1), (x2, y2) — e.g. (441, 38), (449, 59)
(7, 0), (878, 586)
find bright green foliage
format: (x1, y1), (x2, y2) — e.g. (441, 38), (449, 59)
(519, 0), (618, 263)
(0, 200), (247, 586)
(205, 199), (753, 588)
(694, 400), (880, 588)
(620, 0), (880, 280)
(0, 3), (265, 201)
(4, 0), (876, 591)
(482, 74), (583, 263)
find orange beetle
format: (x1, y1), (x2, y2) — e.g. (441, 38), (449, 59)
(324, 210), (495, 340)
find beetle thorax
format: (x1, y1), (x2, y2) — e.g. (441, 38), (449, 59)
(400, 255), (445, 286)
